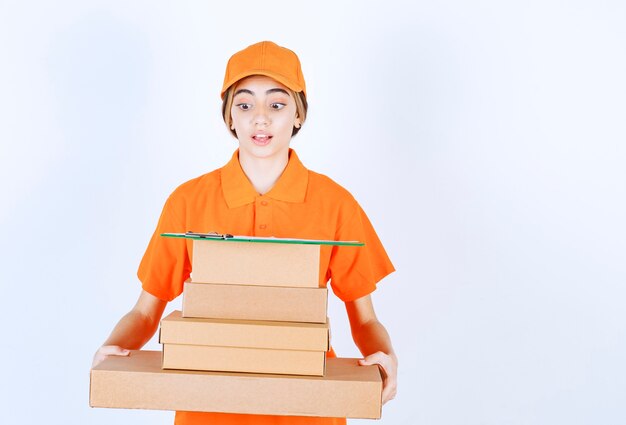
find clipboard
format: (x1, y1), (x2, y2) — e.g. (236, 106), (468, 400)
(161, 232), (364, 247)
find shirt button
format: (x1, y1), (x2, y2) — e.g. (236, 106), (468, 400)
(259, 224), (267, 229)
(261, 200), (268, 206)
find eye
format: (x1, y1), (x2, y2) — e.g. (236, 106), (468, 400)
(235, 103), (252, 111)
(270, 103), (286, 110)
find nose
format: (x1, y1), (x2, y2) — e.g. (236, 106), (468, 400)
(253, 105), (270, 126)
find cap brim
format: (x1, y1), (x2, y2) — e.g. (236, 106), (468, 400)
(221, 70), (305, 99)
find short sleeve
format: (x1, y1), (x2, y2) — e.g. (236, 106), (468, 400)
(137, 195), (191, 301)
(328, 200), (395, 302)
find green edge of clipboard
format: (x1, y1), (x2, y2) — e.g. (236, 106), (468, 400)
(160, 233), (365, 247)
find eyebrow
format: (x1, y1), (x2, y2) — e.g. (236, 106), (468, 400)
(234, 89), (254, 97)
(266, 88), (289, 96)
(234, 88), (290, 97)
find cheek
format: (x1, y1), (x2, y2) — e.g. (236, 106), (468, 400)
(230, 110), (243, 127)
(277, 117), (297, 135)
(277, 108), (298, 129)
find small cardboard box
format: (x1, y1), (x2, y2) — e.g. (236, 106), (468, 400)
(162, 344), (326, 376)
(191, 240), (320, 287)
(183, 281), (328, 323)
(90, 350), (383, 419)
(159, 311), (329, 351)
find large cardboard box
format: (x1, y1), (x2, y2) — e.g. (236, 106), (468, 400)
(183, 281), (328, 323)
(162, 344), (326, 376)
(90, 350), (383, 419)
(191, 240), (320, 287)
(160, 311), (329, 351)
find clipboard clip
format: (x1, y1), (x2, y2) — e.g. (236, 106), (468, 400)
(185, 231), (234, 239)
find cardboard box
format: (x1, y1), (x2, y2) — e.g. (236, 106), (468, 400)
(162, 344), (326, 376)
(90, 350), (382, 419)
(160, 311), (329, 352)
(191, 240), (320, 287)
(183, 281), (328, 323)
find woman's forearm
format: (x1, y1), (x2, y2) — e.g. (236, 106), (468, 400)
(102, 309), (160, 350)
(101, 290), (167, 350)
(351, 318), (397, 360)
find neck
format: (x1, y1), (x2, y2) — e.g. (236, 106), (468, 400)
(238, 150), (290, 195)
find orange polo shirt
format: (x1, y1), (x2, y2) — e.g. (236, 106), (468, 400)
(138, 149), (394, 425)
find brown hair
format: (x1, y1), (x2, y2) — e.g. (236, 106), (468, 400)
(221, 86), (308, 138)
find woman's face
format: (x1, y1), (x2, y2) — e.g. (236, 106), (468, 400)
(230, 75), (300, 161)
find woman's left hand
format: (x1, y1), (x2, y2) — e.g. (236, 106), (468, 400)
(359, 351), (398, 404)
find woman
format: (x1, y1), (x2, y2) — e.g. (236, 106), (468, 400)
(93, 40), (398, 425)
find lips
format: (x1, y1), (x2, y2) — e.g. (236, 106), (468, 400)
(252, 133), (272, 146)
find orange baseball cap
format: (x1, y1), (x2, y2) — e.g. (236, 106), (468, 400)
(220, 41), (306, 99)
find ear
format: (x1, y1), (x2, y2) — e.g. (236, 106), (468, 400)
(294, 117), (301, 129)
(230, 120), (235, 130)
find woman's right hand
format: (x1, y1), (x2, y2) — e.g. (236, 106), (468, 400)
(92, 345), (130, 368)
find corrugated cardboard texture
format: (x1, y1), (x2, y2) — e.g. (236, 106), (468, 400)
(183, 281), (328, 323)
(90, 350), (382, 419)
(191, 240), (320, 287)
(162, 344), (326, 376)
(160, 310), (329, 351)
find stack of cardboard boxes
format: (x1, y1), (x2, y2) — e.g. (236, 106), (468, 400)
(160, 239), (330, 376)
(90, 237), (383, 419)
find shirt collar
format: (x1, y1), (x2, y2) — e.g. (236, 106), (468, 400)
(221, 149), (309, 208)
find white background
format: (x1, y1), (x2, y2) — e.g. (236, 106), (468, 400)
(1, 1), (625, 424)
